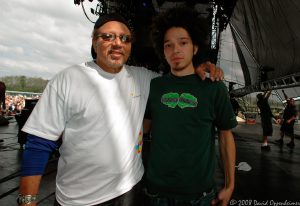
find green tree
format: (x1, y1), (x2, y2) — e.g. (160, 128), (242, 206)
(0, 76), (48, 93)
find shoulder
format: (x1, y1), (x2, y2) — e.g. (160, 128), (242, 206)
(201, 78), (227, 91)
(126, 65), (160, 79)
(126, 65), (151, 75)
(150, 74), (169, 85)
(201, 80), (229, 101)
(48, 62), (87, 87)
(207, 79), (226, 88)
(54, 62), (86, 78)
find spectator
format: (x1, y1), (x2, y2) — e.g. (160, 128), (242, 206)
(257, 91), (275, 150)
(0, 81), (6, 112)
(276, 90), (298, 148)
(230, 94), (242, 116)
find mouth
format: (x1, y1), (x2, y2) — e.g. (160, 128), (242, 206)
(171, 57), (183, 63)
(109, 50), (124, 59)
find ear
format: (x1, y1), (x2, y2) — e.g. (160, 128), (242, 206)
(193, 45), (198, 55)
(92, 39), (97, 53)
(91, 38), (99, 59)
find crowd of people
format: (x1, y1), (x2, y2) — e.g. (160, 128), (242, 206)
(0, 94), (40, 115)
(4, 95), (25, 114)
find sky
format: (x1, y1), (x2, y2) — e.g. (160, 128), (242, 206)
(0, 0), (245, 82)
(0, 0), (94, 79)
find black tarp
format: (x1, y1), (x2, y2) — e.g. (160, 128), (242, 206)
(230, 0), (300, 82)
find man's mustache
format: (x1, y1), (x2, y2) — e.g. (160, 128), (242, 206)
(108, 48), (125, 55)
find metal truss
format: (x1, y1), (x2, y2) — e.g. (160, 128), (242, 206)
(231, 72), (300, 97)
(260, 72), (300, 90)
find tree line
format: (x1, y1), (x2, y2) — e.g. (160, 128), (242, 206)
(0, 76), (48, 93)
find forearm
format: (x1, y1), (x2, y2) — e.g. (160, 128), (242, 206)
(219, 130), (236, 190)
(20, 175), (42, 194)
(19, 176), (42, 206)
(143, 118), (152, 134)
(18, 134), (58, 205)
(266, 90), (272, 99)
(287, 115), (297, 123)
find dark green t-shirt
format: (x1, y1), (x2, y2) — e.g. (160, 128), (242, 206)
(145, 73), (237, 199)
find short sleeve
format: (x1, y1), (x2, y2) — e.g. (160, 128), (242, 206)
(214, 82), (238, 130)
(22, 79), (66, 141)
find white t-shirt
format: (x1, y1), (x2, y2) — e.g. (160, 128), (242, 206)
(22, 61), (158, 205)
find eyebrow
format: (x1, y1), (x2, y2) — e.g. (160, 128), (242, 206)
(164, 37), (190, 43)
(98, 30), (131, 35)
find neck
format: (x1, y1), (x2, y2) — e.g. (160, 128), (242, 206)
(171, 63), (195, 77)
(96, 59), (123, 74)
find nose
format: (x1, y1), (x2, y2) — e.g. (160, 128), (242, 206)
(173, 43), (180, 53)
(111, 38), (123, 50)
(112, 36), (122, 45)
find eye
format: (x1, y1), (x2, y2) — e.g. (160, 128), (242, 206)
(164, 43), (172, 49)
(97, 33), (115, 41)
(120, 35), (132, 43)
(101, 33), (114, 41)
(180, 41), (188, 46)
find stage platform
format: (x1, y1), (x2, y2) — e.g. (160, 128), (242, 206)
(1, 117), (300, 205)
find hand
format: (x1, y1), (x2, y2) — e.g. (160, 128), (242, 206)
(195, 61), (224, 81)
(276, 119), (282, 125)
(211, 187), (234, 206)
(21, 203), (36, 206)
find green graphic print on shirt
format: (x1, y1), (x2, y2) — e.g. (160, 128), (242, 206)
(161, 92), (198, 109)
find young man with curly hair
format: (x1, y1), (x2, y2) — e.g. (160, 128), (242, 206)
(144, 7), (237, 206)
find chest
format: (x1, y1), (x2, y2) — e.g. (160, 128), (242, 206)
(149, 84), (216, 124)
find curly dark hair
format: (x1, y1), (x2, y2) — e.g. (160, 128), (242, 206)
(151, 6), (210, 66)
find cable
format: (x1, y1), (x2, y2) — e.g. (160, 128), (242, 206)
(0, 171), (20, 184)
(0, 136), (18, 140)
(81, 1), (95, 23)
(0, 148), (21, 152)
(0, 187), (19, 199)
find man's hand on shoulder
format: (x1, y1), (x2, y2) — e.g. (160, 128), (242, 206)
(195, 61), (224, 81)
